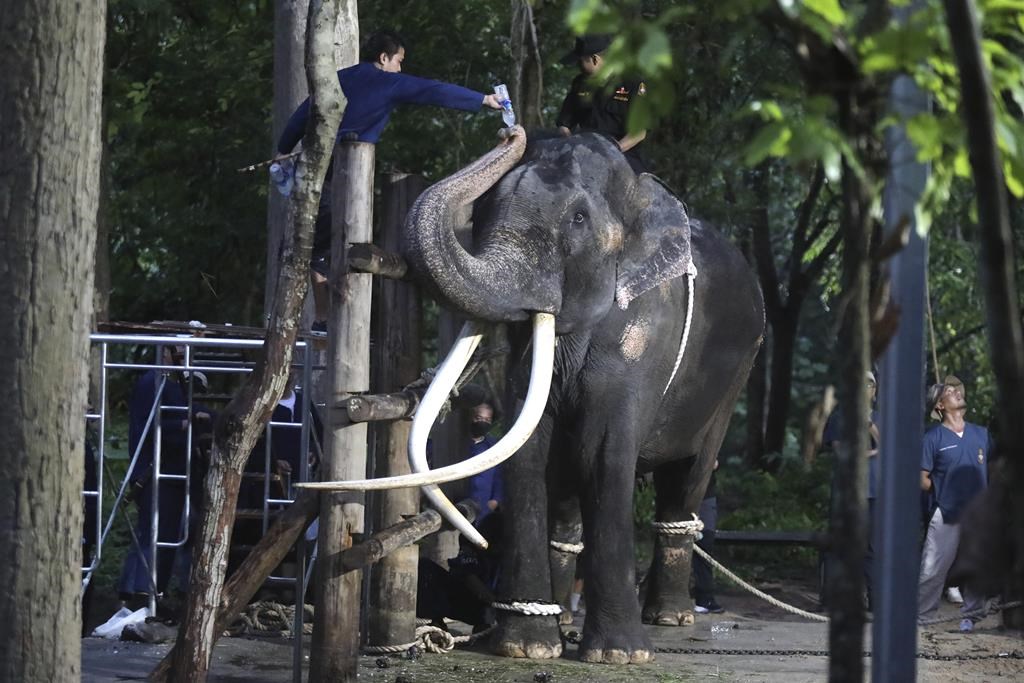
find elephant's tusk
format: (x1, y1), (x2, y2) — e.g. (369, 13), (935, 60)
(408, 320), (485, 547)
(296, 314), (557, 545)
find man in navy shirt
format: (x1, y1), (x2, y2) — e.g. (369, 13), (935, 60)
(918, 376), (990, 631)
(466, 401), (503, 527)
(275, 30), (502, 329)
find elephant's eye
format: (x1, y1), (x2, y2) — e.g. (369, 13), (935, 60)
(571, 212), (586, 224)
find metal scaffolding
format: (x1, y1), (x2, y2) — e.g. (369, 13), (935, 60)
(81, 332), (321, 677)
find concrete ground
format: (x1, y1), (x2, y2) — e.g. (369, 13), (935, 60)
(82, 584), (1024, 682)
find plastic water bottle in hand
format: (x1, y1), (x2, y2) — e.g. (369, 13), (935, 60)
(493, 84), (516, 127)
(269, 158), (294, 197)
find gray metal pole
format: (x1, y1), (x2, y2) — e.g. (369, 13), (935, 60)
(873, 66), (929, 680)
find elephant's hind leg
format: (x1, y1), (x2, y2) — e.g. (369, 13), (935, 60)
(641, 458), (699, 627)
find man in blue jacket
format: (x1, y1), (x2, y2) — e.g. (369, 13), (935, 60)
(276, 30), (502, 330)
(918, 376), (991, 631)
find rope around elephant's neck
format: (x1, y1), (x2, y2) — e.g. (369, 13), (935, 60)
(663, 273), (697, 396)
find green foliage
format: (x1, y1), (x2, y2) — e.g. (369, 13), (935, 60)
(106, 0), (273, 325)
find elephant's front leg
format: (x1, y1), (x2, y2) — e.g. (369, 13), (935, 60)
(492, 414), (563, 659)
(578, 431), (654, 664)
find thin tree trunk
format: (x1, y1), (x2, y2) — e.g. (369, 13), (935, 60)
(510, 0), (545, 129)
(943, 0), (1024, 628)
(0, 1), (106, 680)
(159, 2), (350, 681)
(265, 0), (311, 319)
(828, 93), (871, 683)
(746, 344), (768, 468)
(150, 489), (320, 681)
(763, 307), (799, 461)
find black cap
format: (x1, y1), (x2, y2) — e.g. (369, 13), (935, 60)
(560, 34), (613, 65)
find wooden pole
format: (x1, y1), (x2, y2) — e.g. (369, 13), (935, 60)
(367, 173), (426, 647)
(309, 141), (374, 682)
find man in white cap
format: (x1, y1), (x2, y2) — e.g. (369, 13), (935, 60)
(918, 375), (991, 631)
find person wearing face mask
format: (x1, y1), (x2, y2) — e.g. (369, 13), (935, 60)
(466, 400), (503, 526)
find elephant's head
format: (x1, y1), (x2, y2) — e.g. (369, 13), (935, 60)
(299, 128), (697, 548)
(402, 127), (696, 333)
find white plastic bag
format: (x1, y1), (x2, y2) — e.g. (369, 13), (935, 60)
(91, 605), (150, 639)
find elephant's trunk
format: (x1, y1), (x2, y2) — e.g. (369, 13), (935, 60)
(402, 126), (558, 321)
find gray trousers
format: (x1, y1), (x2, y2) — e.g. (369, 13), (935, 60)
(918, 507), (984, 620)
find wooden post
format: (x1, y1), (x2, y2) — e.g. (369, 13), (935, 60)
(310, 141), (374, 682)
(367, 173), (426, 647)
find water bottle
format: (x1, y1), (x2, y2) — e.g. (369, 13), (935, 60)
(269, 159), (294, 197)
(493, 84), (516, 127)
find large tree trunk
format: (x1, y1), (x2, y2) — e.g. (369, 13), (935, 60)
(509, 0), (544, 129)
(264, 0), (311, 318)
(943, 0), (1024, 628)
(0, 1), (106, 680)
(159, 2), (351, 681)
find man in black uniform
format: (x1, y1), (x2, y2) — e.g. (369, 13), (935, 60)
(556, 34), (650, 173)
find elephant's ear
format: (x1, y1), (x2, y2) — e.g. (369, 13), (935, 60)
(615, 174), (698, 310)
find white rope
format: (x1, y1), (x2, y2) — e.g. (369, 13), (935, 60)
(492, 600), (564, 616)
(692, 544), (827, 622)
(651, 513), (704, 537)
(663, 272), (696, 396)
(549, 540), (584, 554)
(363, 623), (498, 655)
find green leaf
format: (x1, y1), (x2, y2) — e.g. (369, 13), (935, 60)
(802, 0), (846, 26)
(905, 114), (944, 162)
(744, 121), (793, 164)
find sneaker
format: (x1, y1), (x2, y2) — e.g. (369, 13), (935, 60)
(310, 320), (327, 337)
(695, 600), (724, 614)
(959, 618), (973, 633)
(946, 586), (964, 604)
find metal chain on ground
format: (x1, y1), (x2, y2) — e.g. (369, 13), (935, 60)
(651, 645), (1024, 661)
(492, 600), (565, 616)
(651, 514), (704, 537)
(549, 540), (584, 554)
(229, 601), (314, 636)
(692, 545), (828, 622)
(562, 628), (1023, 662)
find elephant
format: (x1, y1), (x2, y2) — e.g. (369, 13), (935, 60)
(303, 126), (764, 664)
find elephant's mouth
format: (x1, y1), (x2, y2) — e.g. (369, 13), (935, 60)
(296, 311), (556, 548)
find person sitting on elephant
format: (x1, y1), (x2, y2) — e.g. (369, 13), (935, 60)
(556, 33), (650, 173)
(274, 29), (503, 332)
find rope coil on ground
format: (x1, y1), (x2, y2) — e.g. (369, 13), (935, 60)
(549, 540), (584, 554)
(229, 601), (314, 636)
(492, 600), (564, 616)
(652, 514), (704, 537)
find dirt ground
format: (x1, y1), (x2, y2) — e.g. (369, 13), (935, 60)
(82, 580), (1024, 682)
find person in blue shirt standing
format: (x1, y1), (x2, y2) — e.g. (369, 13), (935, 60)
(275, 30), (503, 330)
(918, 376), (990, 631)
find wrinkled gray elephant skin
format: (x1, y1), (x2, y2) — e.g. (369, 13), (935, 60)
(403, 131), (765, 664)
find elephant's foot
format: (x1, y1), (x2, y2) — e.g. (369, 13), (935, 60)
(578, 619), (654, 664)
(491, 613), (563, 659)
(641, 602), (694, 626)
